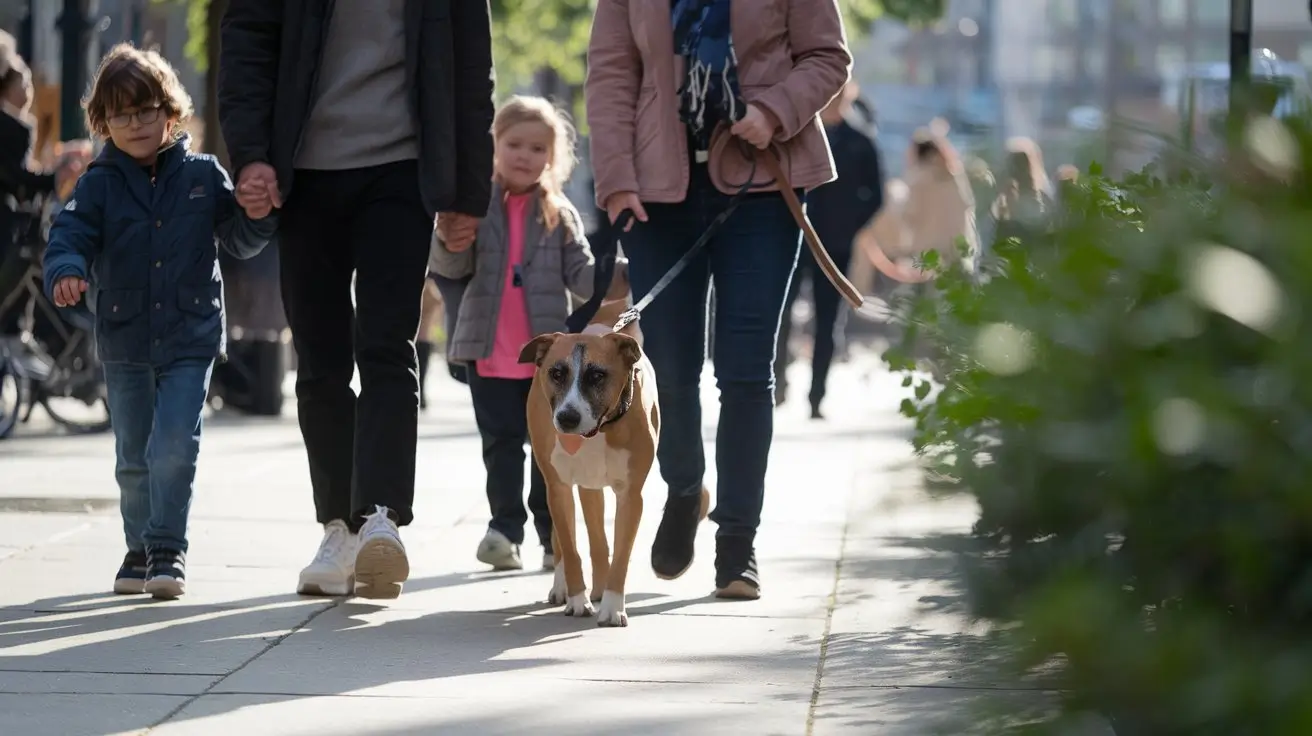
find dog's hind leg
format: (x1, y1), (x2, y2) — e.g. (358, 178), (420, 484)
(579, 489), (610, 602)
(597, 480), (643, 627)
(546, 481), (593, 618)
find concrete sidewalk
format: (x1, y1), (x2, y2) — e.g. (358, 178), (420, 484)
(0, 351), (1070, 735)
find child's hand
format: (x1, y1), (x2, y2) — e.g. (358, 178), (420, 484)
(53, 276), (88, 307)
(437, 212), (478, 252)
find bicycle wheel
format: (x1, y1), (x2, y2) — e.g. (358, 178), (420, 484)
(0, 363), (31, 439)
(41, 393), (111, 434)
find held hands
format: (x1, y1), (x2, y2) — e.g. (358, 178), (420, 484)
(730, 104), (780, 150)
(437, 212), (479, 253)
(235, 162), (282, 220)
(52, 276), (88, 307)
(603, 192), (647, 232)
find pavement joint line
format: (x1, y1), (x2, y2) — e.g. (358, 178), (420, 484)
(804, 467), (856, 736)
(0, 518), (101, 568)
(0, 668), (228, 676)
(814, 683), (1061, 693)
(143, 597), (343, 732)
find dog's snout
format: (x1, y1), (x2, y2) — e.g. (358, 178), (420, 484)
(556, 407), (582, 431)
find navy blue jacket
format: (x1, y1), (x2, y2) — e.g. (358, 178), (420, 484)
(42, 135), (276, 365)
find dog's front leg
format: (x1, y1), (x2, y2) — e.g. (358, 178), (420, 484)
(579, 488), (610, 602)
(597, 479), (643, 627)
(547, 481), (593, 617)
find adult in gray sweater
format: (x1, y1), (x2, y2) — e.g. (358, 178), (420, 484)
(218, 0), (495, 600)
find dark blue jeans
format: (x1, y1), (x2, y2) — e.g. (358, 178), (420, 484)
(103, 358), (214, 553)
(622, 164), (802, 540)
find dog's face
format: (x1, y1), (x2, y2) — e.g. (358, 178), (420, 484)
(518, 332), (642, 436)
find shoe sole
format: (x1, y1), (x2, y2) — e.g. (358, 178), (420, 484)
(476, 541), (523, 571)
(355, 538), (409, 599)
(652, 488), (711, 581)
(714, 580), (761, 600)
(113, 578), (146, 595)
(297, 576), (354, 597)
(144, 576), (185, 600)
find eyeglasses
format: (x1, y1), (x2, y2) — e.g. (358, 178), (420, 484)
(107, 106), (162, 129)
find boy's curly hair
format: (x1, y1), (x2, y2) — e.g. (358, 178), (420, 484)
(82, 43), (193, 140)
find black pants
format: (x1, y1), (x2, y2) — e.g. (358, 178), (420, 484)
(466, 370), (552, 548)
(279, 160), (432, 531)
(775, 242), (854, 408)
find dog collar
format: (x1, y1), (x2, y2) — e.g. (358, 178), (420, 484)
(583, 367), (637, 438)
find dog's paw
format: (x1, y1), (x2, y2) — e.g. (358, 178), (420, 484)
(595, 590), (628, 628)
(547, 566), (568, 606)
(564, 592), (595, 618)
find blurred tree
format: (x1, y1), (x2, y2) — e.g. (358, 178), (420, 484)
(170, 0), (947, 85)
(165, 0), (946, 148)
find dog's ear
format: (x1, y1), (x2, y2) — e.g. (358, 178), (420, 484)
(603, 332), (641, 368)
(518, 333), (562, 366)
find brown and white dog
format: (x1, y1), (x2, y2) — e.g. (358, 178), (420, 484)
(516, 266), (655, 627)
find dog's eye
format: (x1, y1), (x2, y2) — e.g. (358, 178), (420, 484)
(548, 365), (567, 383)
(583, 367), (607, 385)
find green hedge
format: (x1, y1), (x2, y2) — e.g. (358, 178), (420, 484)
(888, 115), (1312, 734)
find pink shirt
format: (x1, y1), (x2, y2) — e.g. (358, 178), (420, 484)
(476, 192), (537, 380)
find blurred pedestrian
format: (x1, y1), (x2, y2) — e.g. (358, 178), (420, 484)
(586, 0), (851, 600)
(431, 96), (599, 574)
(0, 39), (87, 283)
(42, 45), (276, 600)
(774, 81), (884, 419)
(218, 0), (495, 599)
(991, 136), (1052, 243)
(861, 124), (978, 284)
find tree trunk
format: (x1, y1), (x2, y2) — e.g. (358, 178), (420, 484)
(204, 0), (229, 165)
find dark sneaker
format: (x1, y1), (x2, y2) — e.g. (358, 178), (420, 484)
(114, 550), (148, 595)
(651, 487), (709, 580)
(714, 535), (761, 600)
(144, 548), (187, 600)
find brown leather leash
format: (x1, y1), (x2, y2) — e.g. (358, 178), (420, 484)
(757, 147), (866, 310)
(583, 143), (874, 335)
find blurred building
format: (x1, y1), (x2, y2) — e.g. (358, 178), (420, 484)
(1, 0), (202, 147)
(858, 0), (1312, 173)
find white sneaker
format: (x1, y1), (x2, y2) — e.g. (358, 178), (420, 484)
(476, 529), (523, 571)
(297, 520), (357, 596)
(354, 505), (409, 599)
(541, 548), (555, 572)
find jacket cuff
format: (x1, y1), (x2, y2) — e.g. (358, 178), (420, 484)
(752, 88), (803, 142)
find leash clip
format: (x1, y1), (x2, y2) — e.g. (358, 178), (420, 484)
(612, 307), (640, 333)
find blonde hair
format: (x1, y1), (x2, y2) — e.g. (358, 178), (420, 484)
(83, 43), (192, 140)
(493, 95), (578, 233)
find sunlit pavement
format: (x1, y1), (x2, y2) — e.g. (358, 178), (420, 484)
(0, 347), (1107, 735)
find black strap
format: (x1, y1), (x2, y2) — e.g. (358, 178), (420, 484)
(565, 210), (632, 334)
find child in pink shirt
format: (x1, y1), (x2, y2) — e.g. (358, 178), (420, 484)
(430, 96), (598, 572)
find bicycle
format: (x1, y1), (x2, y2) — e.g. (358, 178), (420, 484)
(0, 197), (111, 439)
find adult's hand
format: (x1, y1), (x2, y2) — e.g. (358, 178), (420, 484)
(603, 191), (647, 232)
(236, 162), (282, 219)
(437, 212), (479, 252)
(54, 157), (86, 201)
(730, 104), (780, 150)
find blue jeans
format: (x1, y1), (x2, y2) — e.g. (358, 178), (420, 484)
(622, 164), (802, 539)
(103, 359), (214, 553)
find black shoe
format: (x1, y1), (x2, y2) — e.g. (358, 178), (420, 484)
(144, 548), (187, 600)
(114, 550), (148, 595)
(714, 536), (761, 600)
(809, 401), (824, 420)
(651, 489), (705, 580)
